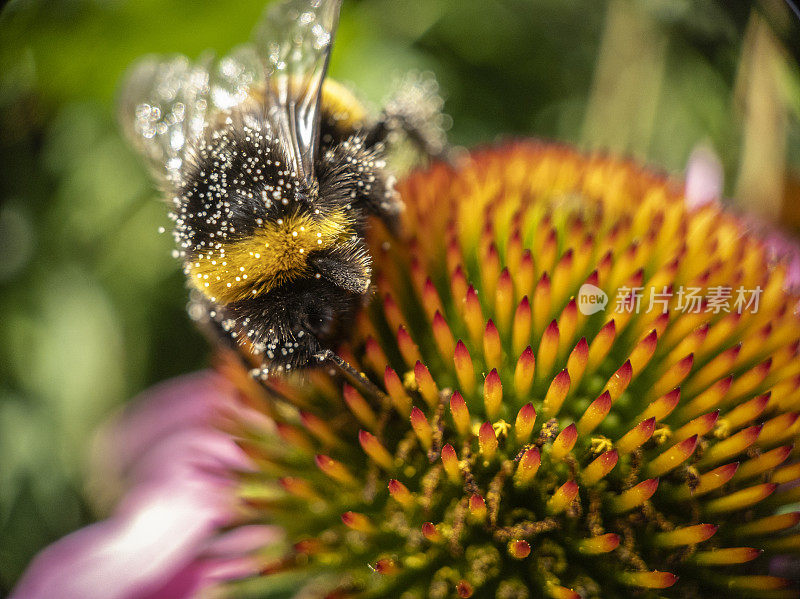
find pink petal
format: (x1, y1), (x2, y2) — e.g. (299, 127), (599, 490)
(147, 556), (258, 599)
(764, 232), (800, 293)
(12, 481), (227, 599)
(94, 371), (236, 479)
(685, 145), (723, 209)
(14, 371), (280, 599)
(120, 426), (249, 488)
(205, 525), (283, 557)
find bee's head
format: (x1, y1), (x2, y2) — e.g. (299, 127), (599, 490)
(223, 272), (362, 371)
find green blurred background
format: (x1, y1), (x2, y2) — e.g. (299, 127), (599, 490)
(1, 0), (799, 592)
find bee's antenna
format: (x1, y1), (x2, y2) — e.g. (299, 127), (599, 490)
(315, 349), (390, 405)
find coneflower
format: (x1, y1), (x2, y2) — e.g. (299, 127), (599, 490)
(222, 142), (800, 598)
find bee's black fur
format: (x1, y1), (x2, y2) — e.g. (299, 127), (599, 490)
(176, 112), (386, 259)
(224, 277), (362, 367)
(179, 107), (400, 371)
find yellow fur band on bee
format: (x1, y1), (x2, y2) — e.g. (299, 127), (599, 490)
(186, 207), (354, 304)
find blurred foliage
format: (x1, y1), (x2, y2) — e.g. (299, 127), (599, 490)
(1, 0), (799, 592)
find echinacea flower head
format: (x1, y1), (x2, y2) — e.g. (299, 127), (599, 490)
(217, 142), (800, 598)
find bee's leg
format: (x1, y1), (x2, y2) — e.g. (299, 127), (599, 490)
(314, 348), (390, 405)
(364, 72), (450, 161)
(366, 114), (449, 162)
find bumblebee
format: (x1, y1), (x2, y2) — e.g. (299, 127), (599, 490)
(119, 0), (447, 375)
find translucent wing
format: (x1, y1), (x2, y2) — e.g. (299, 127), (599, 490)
(210, 45), (264, 113)
(254, 0), (342, 184)
(118, 47), (264, 184)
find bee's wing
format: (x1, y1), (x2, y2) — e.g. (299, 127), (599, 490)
(254, 0), (342, 185)
(117, 47), (264, 183)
